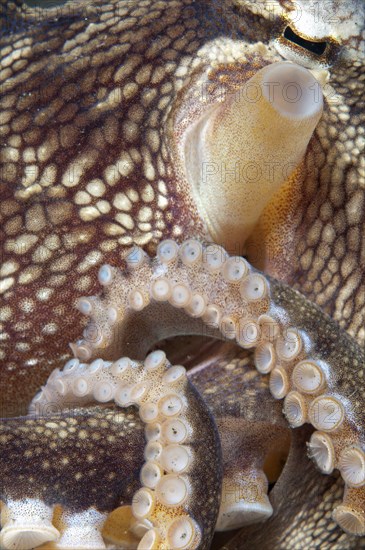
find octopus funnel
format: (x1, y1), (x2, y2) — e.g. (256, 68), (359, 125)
(182, 62), (323, 249)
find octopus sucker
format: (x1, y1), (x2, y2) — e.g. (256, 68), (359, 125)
(67, 239), (364, 539)
(0, 499), (60, 550)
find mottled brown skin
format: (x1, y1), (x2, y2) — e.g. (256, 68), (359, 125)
(0, 0), (364, 548)
(1, 0), (205, 417)
(0, 406), (145, 511)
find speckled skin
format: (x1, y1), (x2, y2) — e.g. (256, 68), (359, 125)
(0, 0), (364, 548)
(0, 406), (146, 510)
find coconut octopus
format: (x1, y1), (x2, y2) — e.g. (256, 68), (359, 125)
(0, 0), (364, 549)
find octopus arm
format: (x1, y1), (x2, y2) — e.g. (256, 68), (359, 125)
(71, 238), (364, 538)
(1, 352), (222, 550)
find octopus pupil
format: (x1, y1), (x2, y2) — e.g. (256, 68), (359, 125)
(283, 26), (327, 55)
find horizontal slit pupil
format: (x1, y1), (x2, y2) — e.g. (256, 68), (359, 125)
(283, 26), (327, 55)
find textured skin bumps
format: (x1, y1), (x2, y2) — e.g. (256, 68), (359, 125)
(0, 0), (365, 548)
(1, 0), (207, 417)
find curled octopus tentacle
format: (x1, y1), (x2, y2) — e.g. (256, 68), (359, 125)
(69, 238), (364, 539)
(1, 325), (363, 549)
(222, 424), (360, 550)
(190, 349), (362, 549)
(0, 352), (222, 550)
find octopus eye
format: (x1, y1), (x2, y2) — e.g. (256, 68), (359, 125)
(283, 26), (327, 56)
(275, 22), (340, 68)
